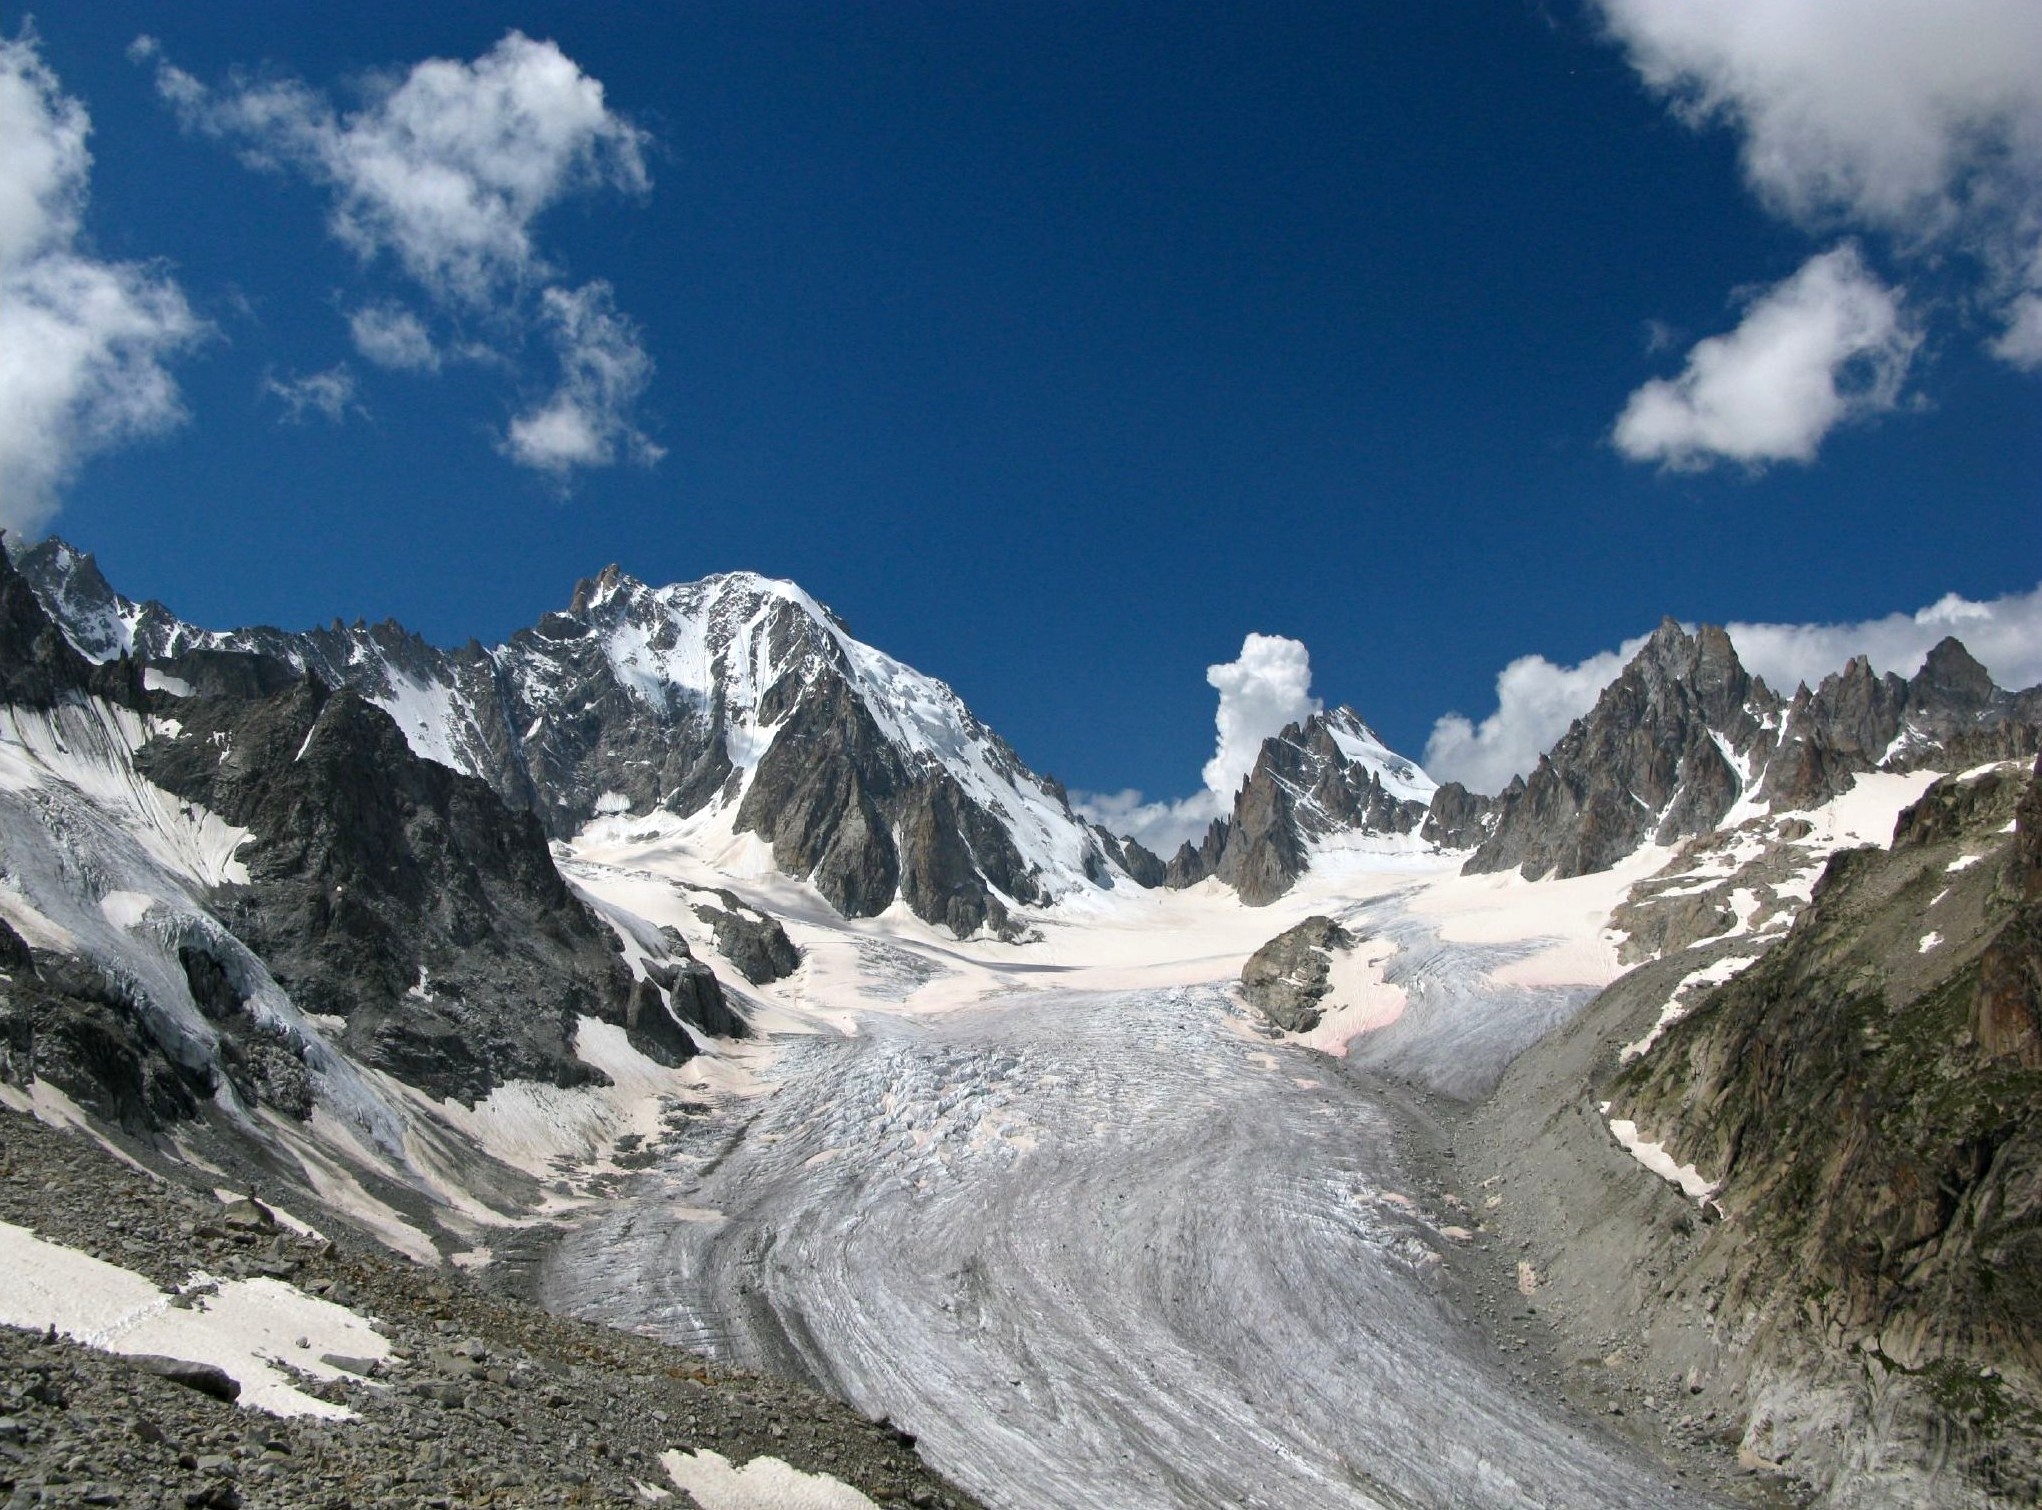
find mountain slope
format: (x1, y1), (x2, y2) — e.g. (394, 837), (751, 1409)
(17, 540), (1126, 939)
(1610, 758), (2042, 1502)
(1460, 757), (2042, 1508)
(0, 539), (740, 1253)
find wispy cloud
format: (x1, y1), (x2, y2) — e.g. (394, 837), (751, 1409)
(265, 364), (359, 424)
(0, 29), (204, 534)
(151, 31), (646, 306)
(1425, 584), (2042, 794)
(503, 282), (662, 474)
(1596, 0), (2042, 462)
(144, 30), (657, 477)
(348, 301), (439, 371)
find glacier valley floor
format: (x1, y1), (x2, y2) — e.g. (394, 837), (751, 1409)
(543, 979), (1710, 1509)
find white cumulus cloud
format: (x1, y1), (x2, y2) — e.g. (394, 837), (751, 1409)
(1423, 637), (1649, 797)
(1596, 0), (2042, 457)
(1726, 584), (2042, 696)
(1075, 633), (1321, 855)
(1070, 787), (1224, 857)
(0, 30), (203, 534)
(1613, 245), (1915, 468)
(154, 31), (647, 307)
(1425, 583), (2042, 795)
(1203, 633), (1321, 799)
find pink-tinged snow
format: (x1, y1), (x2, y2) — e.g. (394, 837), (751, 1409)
(0, 1220), (389, 1418)
(1411, 848), (1663, 988)
(1293, 935), (1408, 1053)
(659, 1448), (879, 1509)
(1801, 771), (1944, 849)
(273, 1111), (444, 1266)
(1, 1078), (155, 1175)
(423, 1017), (769, 1187)
(561, 736), (1951, 1049)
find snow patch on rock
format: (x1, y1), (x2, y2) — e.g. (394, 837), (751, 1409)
(0, 1219), (389, 1418)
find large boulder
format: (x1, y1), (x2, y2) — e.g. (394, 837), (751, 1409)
(1240, 916), (1355, 1033)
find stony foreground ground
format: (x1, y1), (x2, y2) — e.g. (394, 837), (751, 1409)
(0, 1108), (982, 1509)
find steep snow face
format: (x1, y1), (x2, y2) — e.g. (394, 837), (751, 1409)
(0, 701), (250, 889)
(1321, 707), (1437, 805)
(14, 541), (146, 662)
(537, 567), (1107, 897)
(0, 697), (414, 1160)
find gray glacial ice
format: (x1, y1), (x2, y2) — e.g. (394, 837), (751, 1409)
(548, 974), (1707, 1509)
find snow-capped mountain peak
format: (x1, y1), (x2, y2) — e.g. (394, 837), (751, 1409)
(16, 540), (1119, 938)
(1320, 706), (1437, 806)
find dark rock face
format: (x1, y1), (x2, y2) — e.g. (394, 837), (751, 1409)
(1240, 916), (1355, 1033)
(896, 771), (1032, 939)
(132, 679), (632, 1106)
(1612, 758), (2042, 1458)
(1975, 758), (2042, 1068)
(1093, 830), (1165, 889)
(1162, 709), (1431, 906)
(0, 945), (203, 1133)
(645, 927), (749, 1040)
(1165, 819), (1231, 890)
(620, 977), (695, 1067)
(691, 892), (801, 986)
(736, 668), (905, 919)
(1467, 621), (1767, 881)
(1762, 638), (2042, 809)
(1420, 781), (1497, 850)
(694, 636), (1051, 940)
(1466, 620), (2042, 882)
(0, 536), (140, 713)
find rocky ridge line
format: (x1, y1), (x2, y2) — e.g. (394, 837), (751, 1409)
(14, 541), (1128, 941)
(1464, 619), (2040, 883)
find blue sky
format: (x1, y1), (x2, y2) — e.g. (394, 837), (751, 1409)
(5, 2), (2039, 836)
